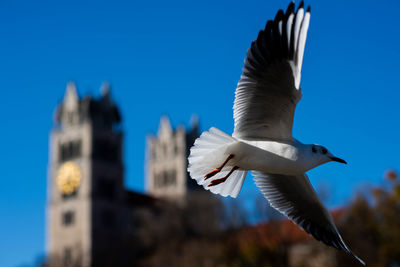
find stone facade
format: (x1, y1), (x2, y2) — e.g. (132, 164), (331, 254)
(47, 82), (198, 266)
(146, 116), (199, 201)
(47, 82), (134, 267)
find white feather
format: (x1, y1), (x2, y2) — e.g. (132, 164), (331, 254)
(187, 127), (247, 198)
(296, 11), (310, 78)
(286, 13), (294, 48)
(293, 7), (304, 58)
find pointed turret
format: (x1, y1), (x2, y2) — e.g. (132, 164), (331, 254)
(55, 82), (121, 130)
(146, 115), (201, 202)
(158, 116), (172, 137)
(55, 81), (79, 127)
(64, 82), (79, 111)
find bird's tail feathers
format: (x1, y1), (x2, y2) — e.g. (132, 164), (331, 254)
(188, 127), (247, 198)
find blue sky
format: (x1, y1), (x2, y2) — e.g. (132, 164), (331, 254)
(1, 0), (400, 266)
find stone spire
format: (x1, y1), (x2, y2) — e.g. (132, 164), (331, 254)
(158, 116), (172, 137)
(64, 81), (79, 112)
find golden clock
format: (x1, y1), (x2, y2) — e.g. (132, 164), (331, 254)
(56, 161), (82, 195)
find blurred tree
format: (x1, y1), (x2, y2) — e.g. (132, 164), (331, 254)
(37, 170), (400, 267)
(336, 170), (400, 266)
(131, 192), (227, 267)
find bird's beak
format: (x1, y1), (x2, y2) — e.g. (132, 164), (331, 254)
(330, 156), (347, 164)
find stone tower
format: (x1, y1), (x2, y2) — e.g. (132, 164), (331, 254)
(47, 82), (127, 267)
(146, 116), (199, 201)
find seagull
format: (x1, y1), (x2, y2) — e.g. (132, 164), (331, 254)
(188, 1), (365, 265)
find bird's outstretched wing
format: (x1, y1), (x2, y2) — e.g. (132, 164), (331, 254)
(252, 171), (365, 265)
(233, 2), (310, 140)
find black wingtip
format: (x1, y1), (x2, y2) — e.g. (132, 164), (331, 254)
(286, 2), (295, 14)
(307, 6), (311, 13)
(348, 250), (366, 266)
(274, 9), (284, 22)
(264, 20), (274, 31)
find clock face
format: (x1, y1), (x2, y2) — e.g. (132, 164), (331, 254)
(56, 161), (82, 195)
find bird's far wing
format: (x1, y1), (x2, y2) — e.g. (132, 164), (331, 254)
(252, 171), (365, 265)
(233, 2), (310, 140)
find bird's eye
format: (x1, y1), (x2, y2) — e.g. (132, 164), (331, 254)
(321, 147), (328, 154)
(312, 145), (317, 153)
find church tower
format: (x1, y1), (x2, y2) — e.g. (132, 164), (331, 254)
(146, 116), (199, 201)
(47, 82), (127, 267)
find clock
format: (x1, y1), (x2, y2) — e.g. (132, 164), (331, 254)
(56, 161), (82, 195)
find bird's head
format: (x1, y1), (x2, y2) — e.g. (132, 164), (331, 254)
(310, 144), (347, 165)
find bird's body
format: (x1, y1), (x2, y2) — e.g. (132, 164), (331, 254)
(205, 139), (323, 175)
(187, 1), (365, 264)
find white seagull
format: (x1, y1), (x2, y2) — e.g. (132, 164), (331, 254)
(188, 1), (365, 264)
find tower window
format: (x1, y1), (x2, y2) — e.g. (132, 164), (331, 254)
(62, 211), (75, 226)
(169, 170), (177, 186)
(62, 190), (77, 200)
(64, 247), (72, 265)
(59, 140), (82, 161)
(154, 170), (176, 188)
(174, 143), (179, 155)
